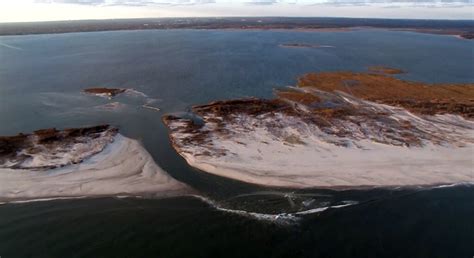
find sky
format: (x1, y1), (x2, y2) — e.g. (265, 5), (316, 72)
(0, 0), (472, 22)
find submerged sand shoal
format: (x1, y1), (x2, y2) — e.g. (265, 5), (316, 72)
(164, 69), (474, 189)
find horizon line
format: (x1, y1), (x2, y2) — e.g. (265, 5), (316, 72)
(1, 15), (473, 25)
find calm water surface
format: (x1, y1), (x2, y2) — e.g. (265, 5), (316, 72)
(0, 29), (473, 257)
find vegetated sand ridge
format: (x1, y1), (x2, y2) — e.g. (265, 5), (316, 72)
(0, 125), (116, 170)
(164, 68), (474, 188)
(0, 125), (190, 202)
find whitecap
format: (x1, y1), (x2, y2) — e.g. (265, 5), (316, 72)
(124, 89), (149, 98)
(433, 182), (473, 189)
(142, 104), (161, 112)
(6, 196), (88, 204)
(190, 195), (358, 225)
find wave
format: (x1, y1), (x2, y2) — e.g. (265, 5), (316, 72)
(124, 89), (149, 98)
(294, 201), (358, 215)
(2, 196), (88, 205)
(142, 104), (161, 112)
(0, 42), (23, 51)
(189, 195), (358, 225)
(231, 191), (332, 199)
(433, 182), (474, 189)
(0, 192), (356, 226)
(94, 102), (128, 111)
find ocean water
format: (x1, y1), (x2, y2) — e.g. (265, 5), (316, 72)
(0, 29), (473, 257)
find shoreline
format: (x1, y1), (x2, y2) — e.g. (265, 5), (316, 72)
(0, 134), (193, 203)
(176, 139), (474, 189)
(166, 122), (474, 191)
(164, 70), (474, 189)
(0, 25), (471, 39)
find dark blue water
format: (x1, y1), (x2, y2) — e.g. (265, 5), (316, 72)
(0, 29), (473, 257)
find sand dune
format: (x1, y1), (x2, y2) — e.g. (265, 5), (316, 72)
(168, 110), (474, 188)
(164, 70), (474, 189)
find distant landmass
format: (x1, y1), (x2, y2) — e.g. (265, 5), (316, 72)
(0, 17), (473, 39)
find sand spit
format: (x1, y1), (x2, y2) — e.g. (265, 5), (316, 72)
(142, 104), (161, 112)
(0, 126), (190, 202)
(83, 88), (152, 99)
(459, 33), (474, 40)
(280, 43), (335, 49)
(392, 28), (474, 40)
(164, 70), (474, 189)
(367, 66), (404, 75)
(83, 88), (162, 112)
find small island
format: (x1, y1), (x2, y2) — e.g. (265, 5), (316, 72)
(280, 43), (334, 49)
(459, 32), (474, 39)
(83, 87), (126, 97)
(164, 68), (474, 188)
(368, 65), (405, 74)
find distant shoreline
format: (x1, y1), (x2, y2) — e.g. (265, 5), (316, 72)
(0, 17), (472, 39)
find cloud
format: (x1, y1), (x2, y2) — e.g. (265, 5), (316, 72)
(316, 0), (473, 4)
(35, 0), (106, 4)
(308, 0), (473, 7)
(174, 0), (216, 6)
(34, 0), (215, 6)
(319, 0), (473, 2)
(3, 0), (474, 22)
(245, 0), (279, 5)
(31, 0), (474, 8)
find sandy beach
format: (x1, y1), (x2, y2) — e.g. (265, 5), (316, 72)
(170, 112), (474, 189)
(0, 134), (191, 202)
(164, 70), (474, 189)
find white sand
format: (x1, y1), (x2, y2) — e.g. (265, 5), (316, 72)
(181, 138), (474, 188)
(169, 98), (474, 189)
(0, 135), (190, 202)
